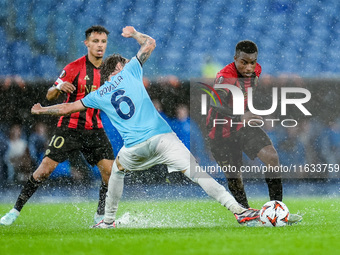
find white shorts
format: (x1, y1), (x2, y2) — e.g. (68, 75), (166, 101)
(118, 132), (193, 172)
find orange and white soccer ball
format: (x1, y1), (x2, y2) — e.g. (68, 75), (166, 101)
(259, 200), (289, 227)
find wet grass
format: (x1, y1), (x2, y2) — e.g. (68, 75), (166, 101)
(0, 198), (339, 255)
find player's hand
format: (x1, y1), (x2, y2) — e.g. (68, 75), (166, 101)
(241, 111), (263, 126)
(31, 103), (42, 115)
(57, 81), (76, 94)
(121, 26), (137, 38)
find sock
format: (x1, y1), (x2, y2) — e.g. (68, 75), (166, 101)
(227, 178), (250, 208)
(9, 208), (20, 216)
(14, 174), (42, 212)
(229, 204), (246, 214)
(104, 161), (125, 224)
(96, 182), (108, 215)
(266, 178), (283, 201)
(183, 167), (245, 214)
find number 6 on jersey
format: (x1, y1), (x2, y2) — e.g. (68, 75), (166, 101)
(111, 89), (135, 120)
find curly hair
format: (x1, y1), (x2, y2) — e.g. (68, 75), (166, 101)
(100, 54), (127, 82)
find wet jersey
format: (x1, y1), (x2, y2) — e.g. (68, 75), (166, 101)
(81, 57), (172, 147)
(207, 62), (261, 139)
(54, 55), (103, 130)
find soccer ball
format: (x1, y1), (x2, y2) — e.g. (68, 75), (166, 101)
(259, 200), (289, 227)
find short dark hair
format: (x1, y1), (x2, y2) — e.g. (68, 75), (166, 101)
(85, 25), (109, 39)
(100, 54), (127, 82)
(235, 40), (258, 57)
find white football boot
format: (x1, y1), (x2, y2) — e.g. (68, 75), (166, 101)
(0, 208), (20, 226)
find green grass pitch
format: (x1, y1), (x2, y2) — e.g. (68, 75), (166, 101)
(0, 198), (339, 255)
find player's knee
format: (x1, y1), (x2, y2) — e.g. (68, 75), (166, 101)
(111, 160), (125, 179)
(97, 159), (113, 183)
(114, 158), (125, 171)
(33, 158), (58, 181)
(259, 145), (279, 166)
(267, 151), (279, 166)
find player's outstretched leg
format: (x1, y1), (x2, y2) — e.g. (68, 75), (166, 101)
(1, 157), (58, 226)
(0, 174), (42, 226)
(265, 177), (283, 201)
(183, 166), (260, 226)
(265, 178), (302, 225)
(92, 160), (124, 228)
(94, 159), (112, 224)
(227, 178), (250, 208)
(94, 181), (108, 224)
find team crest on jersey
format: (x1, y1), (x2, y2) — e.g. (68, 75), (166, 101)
(254, 76), (259, 86)
(217, 76), (224, 84)
(59, 70), (66, 79)
(84, 75), (90, 80)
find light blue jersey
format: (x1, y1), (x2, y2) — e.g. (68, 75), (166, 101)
(81, 57), (172, 147)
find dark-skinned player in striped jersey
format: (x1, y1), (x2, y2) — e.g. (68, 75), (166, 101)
(206, 40), (302, 224)
(1, 26), (114, 226)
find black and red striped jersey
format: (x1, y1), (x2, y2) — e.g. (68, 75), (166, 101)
(54, 55), (103, 130)
(207, 62), (262, 139)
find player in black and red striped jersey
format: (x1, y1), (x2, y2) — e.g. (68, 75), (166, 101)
(207, 40), (302, 224)
(207, 40), (283, 208)
(0, 25), (115, 226)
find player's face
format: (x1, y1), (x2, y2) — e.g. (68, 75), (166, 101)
(234, 52), (257, 77)
(85, 32), (108, 59)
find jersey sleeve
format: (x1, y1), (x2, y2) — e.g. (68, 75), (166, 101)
(54, 62), (78, 86)
(254, 63), (262, 78)
(124, 56), (143, 80)
(215, 72), (237, 96)
(215, 63), (238, 85)
(81, 90), (101, 110)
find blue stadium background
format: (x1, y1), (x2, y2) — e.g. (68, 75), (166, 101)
(0, 0), (339, 200)
(0, 0), (339, 80)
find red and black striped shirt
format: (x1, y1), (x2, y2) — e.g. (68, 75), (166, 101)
(54, 55), (103, 130)
(207, 62), (262, 139)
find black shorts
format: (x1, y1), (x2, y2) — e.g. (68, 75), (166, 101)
(209, 126), (272, 169)
(44, 128), (114, 166)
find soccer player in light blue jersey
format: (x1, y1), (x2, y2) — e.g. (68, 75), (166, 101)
(30, 26), (260, 228)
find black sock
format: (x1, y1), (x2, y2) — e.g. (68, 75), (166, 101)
(96, 182), (108, 215)
(266, 178), (283, 201)
(227, 178), (250, 208)
(14, 174), (42, 212)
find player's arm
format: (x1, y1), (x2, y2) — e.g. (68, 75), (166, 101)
(31, 100), (85, 116)
(210, 87), (234, 116)
(211, 77), (262, 124)
(121, 26), (156, 64)
(209, 76), (234, 117)
(46, 82), (76, 101)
